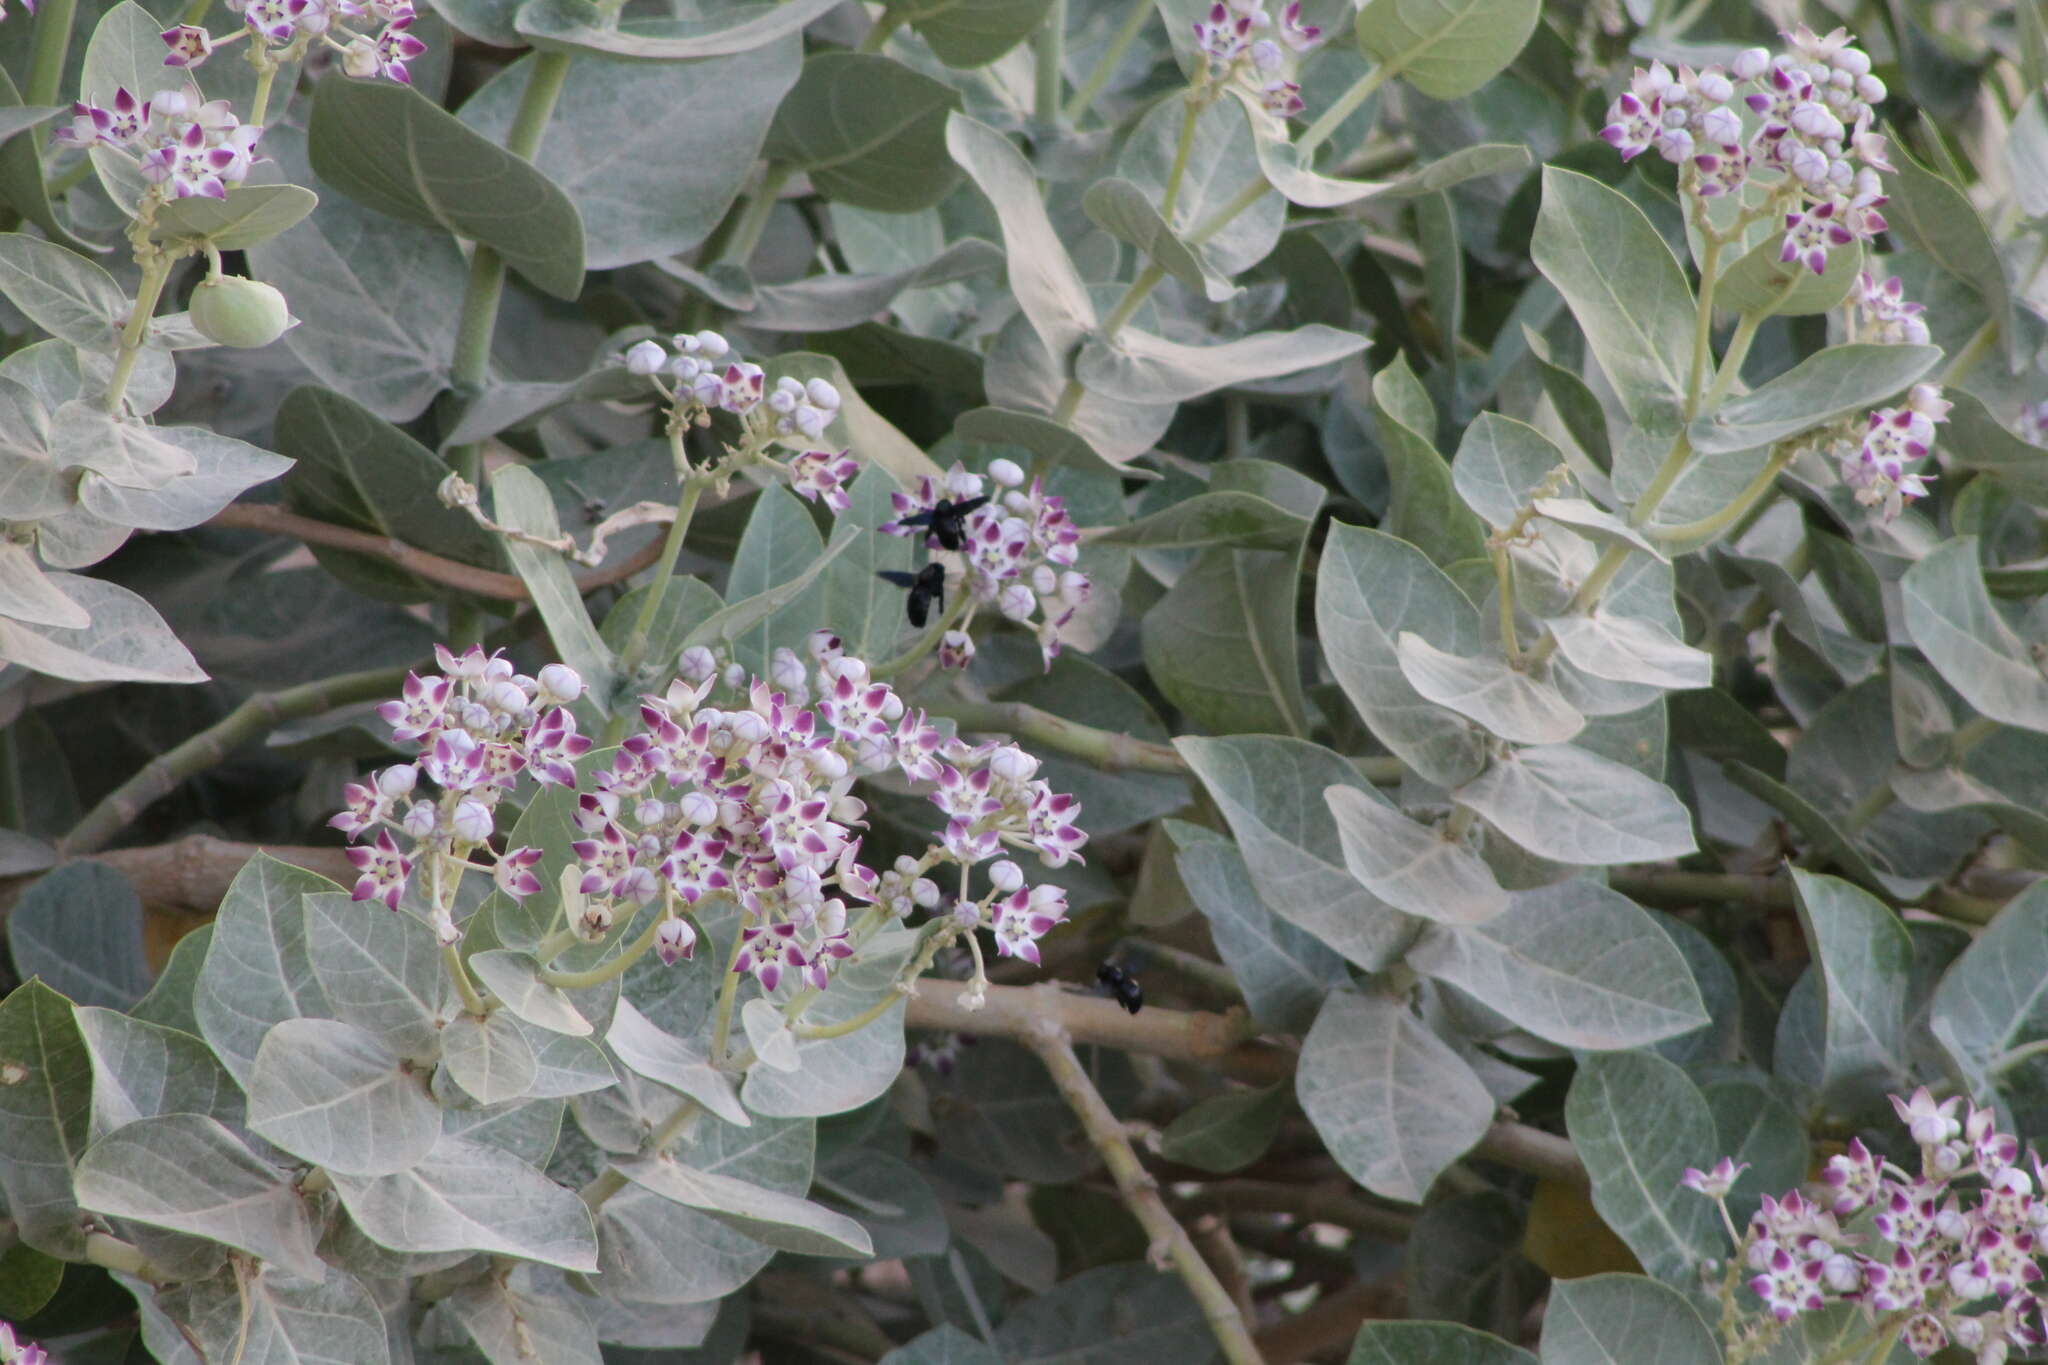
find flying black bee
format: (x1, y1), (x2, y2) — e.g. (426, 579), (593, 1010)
(878, 562), (946, 628)
(1096, 962), (1143, 1015)
(898, 495), (990, 552)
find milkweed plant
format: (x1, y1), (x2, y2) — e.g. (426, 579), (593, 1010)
(0, 0), (2044, 1358)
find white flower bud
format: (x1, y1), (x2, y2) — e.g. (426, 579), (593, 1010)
(809, 746), (850, 781)
(375, 764), (418, 799)
(451, 798), (494, 844)
(989, 859), (1024, 892)
(825, 655), (869, 686)
(988, 745), (1038, 782)
(805, 378), (841, 410)
(1833, 46), (1870, 76)
(1730, 47), (1770, 80)
(153, 88), (192, 117)
(987, 457), (1025, 487)
(692, 330), (730, 358)
(998, 583), (1037, 621)
(1059, 570), (1092, 605)
(730, 712), (769, 746)
(537, 662), (583, 705)
(770, 647), (807, 694)
(722, 662), (747, 691)
(674, 790), (717, 826)
(678, 645), (718, 684)
(1855, 73), (1885, 104)
(911, 877), (940, 908)
(402, 801), (437, 838)
(832, 794), (866, 823)
(1694, 70), (1732, 103)
(624, 339), (666, 375)
(1030, 564), (1058, 595)
(341, 35), (380, 77)
(635, 798), (667, 827)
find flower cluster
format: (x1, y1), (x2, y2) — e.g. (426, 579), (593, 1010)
(1682, 1087), (2048, 1363)
(882, 461), (1091, 670)
(1191, 0), (1325, 117)
(0, 1323), (47, 1365)
(621, 333), (859, 512)
(1601, 26), (1893, 274)
(1851, 272), (1931, 347)
(566, 630), (1084, 992)
(160, 0), (425, 86)
(1839, 382), (1949, 521)
(53, 87), (262, 202)
(329, 647), (591, 940)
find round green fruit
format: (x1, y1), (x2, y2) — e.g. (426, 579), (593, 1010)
(189, 276), (292, 349)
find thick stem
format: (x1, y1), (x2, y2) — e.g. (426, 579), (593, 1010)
(1033, 0), (1065, 126)
(537, 909), (667, 990)
(1646, 444), (1793, 547)
(603, 473), (703, 742)
(1940, 316), (1998, 386)
(1683, 234), (1723, 422)
(925, 697), (1188, 773)
(1025, 1014), (1266, 1365)
(102, 252), (173, 414)
(1490, 543), (1521, 665)
(708, 922), (748, 1064)
(61, 661), (417, 855)
(856, 7), (902, 51)
(1294, 63), (1390, 160)
(24, 0), (78, 107)
(719, 163), (793, 270)
(1063, 0), (1152, 123)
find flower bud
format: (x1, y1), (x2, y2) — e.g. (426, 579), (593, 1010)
(402, 800), (437, 838)
(1832, 46), (1870, 76)
(678, 790), (719, 826)
(451, 798), (493, 844)
(536, 662), (583, 705)
(1694, 70), (1732, 103)
(989, 859), (1024, 893)
(341, 35), (379, 77)
(988, 745), (1037, 782)
(770, 647), (807, 694)
(375, 764), (418, 798)
(1730, 47), (1770, 80)
(624, 339), (666, 375)
(805, 377), (841, 410)
(722, 661), (747, 691)
(678, 645), (718, 684)
(692, 330), (729, 358)
(911, 877), (940, 908)
(189, 276), (293, 348)
(998, 583), (1036, 621)
(1855, 73), (1885, 104)
(655, 917), (697, 965)
(806, 629), (844, 665)
(635, 798), (667, 827)
(988, 457), (1025, 487)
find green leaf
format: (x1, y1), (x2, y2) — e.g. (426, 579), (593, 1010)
(765, 52), (961, 213)
(1350, 1322), (1536, 1365)
(1531, 168), (1693, 427)
(1397, 632), (1586, 745)
(770, 350), (945, 484)
(1374, 355), (1488, 567)
(1083, 177), (1237, 302)
(1452, 411), (1570, 531)
(157, 1264), (391, 1365)
(881, 1324), (1004, 1365)
(468, 949), (592, 1037)
(991, 653), (1188, 839)
(741, 927), (912, 1118)
(512, 0), (839, 59)
(77, 427), (290, 535)
(613, 1155), (873, 1257)
(247, 1016), (442, 1175)
(440, 1007), (539, 1107)
(945, 113), (1096, 363)
(0, 979), (93, 1256)
(1316, 523), (1489, 785)
(1077, 322), (1368, 405)
(993, 1262), (1218, 1362)
(2011, 94), (2048, 219)
(0, 1243), (63, 1321)
(1689, 344), (1941, 455)
(1454, 744), (1696, 866)
(604, 996), (749, 1128)
(76, 1113), (328, 1280)
(1408, 879), (1709, 1049)
(889, 0), (1052, 66)
(1701, 1075), (1806, 1228)
(715, 484), (827, 679)
(0, 377), (65, 519)
(74, 1005), (242, 1141)
(1326, 783), (1509, 925)
(49, 400), (195, 487)
(1166, 820), (1351, 1034)
(1228, 86), (1529, 207)
(1901, 537), (2048, 733)
(488, 463), (617, 705)
(1941, 388), (2048, 502)
(194, 853), (340, 1086)
(1142, 538), (1312, 737)
(744, 238), (1003, 333)
(1540, 1275), (1718, 1365)
(1543, 614), (1712, 691)
(0, 69), (92, 253)
(5, 862), (150, 1009)
(954, 405), (1153, 480)
(329, 1136), (599, 1269)
(1714, 232), (1863, 316)
(1298, 987), (1493, 1203)
(307, 75), (585, 300)
(1563, 1054), (1720, 1284)
(437, 1280), (596, 1365)
(1355, 0), (1541, 99)
(0, 573), (205, 683)
(811, 464), (915, 666)
(1178, 736), (1419, 970)
(1158, 1083), (1287, 1173)
(1787, 869), (1911, 1118)
(1117, 91), (1282, 280)
(275, 384), (506, 604)
(152, 185), (318, 251)
(1095, 489), (1305, 552)
(302, 891), (455, 1063)
(1929, 879), (2048, 1134)
(1887, 135), (2015, 368)
(462, 43), (795, 268)
(0, 233), (124, 351)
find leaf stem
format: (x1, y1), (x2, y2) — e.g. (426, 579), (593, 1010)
(24, 0), (77, 107)
(61, 660), (417, 855)
(709, 919), (749, 1064)
(856, 7), (902, 51)
(1647, 444), (1794, 547)
(603, 470), (705, 742)
(102, 250), (173, 415)
(1161, 91), (1201, 224)
(536, 908), (667, 990)
(792, 986), (907, 1040)
(1684, 233), (1722, 422)
(1489, 542), (1522, 665)
(1034, 0), (1066, 126)
(1294, 63), (1390, 160)
(1940, 316), (1998, 386)
(720, 162), (794, 270)
(1063, 0), (1153, 123)
(1024, 1011), (1267, 1365)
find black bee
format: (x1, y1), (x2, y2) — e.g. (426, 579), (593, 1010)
(878, 562), (946, 628)
(1096, 962), (1143, 1015)
(899, 496), (990, 552)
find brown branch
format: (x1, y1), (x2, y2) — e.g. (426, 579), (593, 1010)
(208, 502), (668, 602)
(1173, 1180), (1418, 1242)
(95, 836), (353, 912)
(1252, 1278), (1403, 1365)
(1022, 1006), (1268, 1365)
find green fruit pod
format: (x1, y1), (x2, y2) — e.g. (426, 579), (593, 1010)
(189, 276), (292, 349)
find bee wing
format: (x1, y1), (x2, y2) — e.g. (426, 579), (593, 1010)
(877, 570), (921, 588)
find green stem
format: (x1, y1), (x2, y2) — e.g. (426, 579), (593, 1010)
(532, 925), (579, 966)
(1684, 234), (1722, 422)
(537, 909), (667, 990)
(103, 251), (173, 414)
(857, 7), (903, 51)
(1294, 63), (1390, 160)
(1940, 316), (1998, 386)
(602, 472), (704, 744)
(62, 660), (416, 855)
(246, 57), (278, 128)
(1160, 92), (1201, 225)
(721, 163), (793, 269)
(1033, 0), (1065, 126)
(1063, 0), (1152, 124)
(872, 590), (972, 678)
(0, 724), (22, 832)
(1647, 445), (1793, 547)
(1490, 543), (1522, 665)
(442, 940), (487, 1015)
(1990, 1034), (2048, 1076)
(24, 0), (78, 107)
(1189, 178), (1267, 244)
(794, 987), (907, 1040)
(708, 922), (748, 1064)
